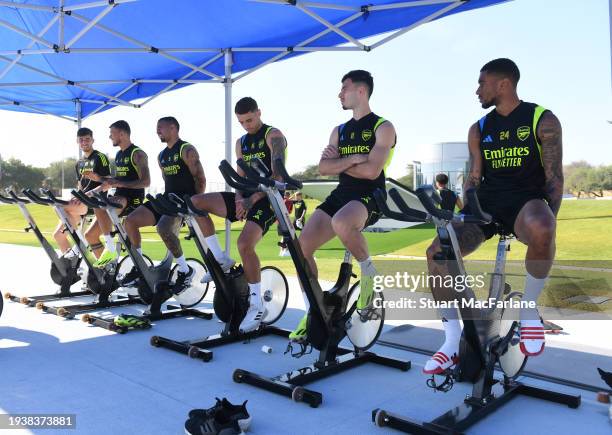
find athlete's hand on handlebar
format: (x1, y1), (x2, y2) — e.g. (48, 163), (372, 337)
(100, 178), (118, 191)
(82, 171), (102, 182)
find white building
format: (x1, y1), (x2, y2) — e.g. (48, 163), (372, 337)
(414, 142), (469, 194)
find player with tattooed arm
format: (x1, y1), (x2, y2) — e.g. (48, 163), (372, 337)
(191, 97), (288, 333)
(424, 58), (564, 375)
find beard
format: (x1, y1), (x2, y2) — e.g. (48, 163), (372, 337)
(480, 96), (497, 109)
(112, 141), (119, 147)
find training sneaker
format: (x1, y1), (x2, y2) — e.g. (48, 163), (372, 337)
(184, 410), (244, 435)
(201, 255), (235, 283)
(118, 266), (141, 287)
(289, 313), (308, 342)
(113, 314), (151, 329)
(172, 265), (195, 296)
(357, 275), (376, 310)
(239, 303), (266, 333)
(93, 248), (118, 268)
(188, 398), (250, 432)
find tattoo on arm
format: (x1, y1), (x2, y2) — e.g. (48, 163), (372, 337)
(463, 123), (482, 204)
(116, 151), (150, 189)
(538, 112), (563, 216)
(183, 145), (206, 194)
(269, 133), (287, 178)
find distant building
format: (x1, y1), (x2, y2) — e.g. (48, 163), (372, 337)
(414, 142), (468, 195)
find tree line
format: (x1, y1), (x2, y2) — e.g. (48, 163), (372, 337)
(0, 157), (80, 192)
(1, 157), (610, 197)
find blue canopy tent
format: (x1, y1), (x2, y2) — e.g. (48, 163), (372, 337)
(0, 0), (512, 249)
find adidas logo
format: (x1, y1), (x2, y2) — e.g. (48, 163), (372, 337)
(483, 135), (493, 143)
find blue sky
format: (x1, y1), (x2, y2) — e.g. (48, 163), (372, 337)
(0, 0), (610, 190)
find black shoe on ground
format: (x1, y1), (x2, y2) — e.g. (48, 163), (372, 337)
(188, 398), (250, 432)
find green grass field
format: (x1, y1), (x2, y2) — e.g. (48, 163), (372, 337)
(1, 198), (611, 312)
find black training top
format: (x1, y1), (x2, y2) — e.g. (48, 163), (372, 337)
(114, 144), (145, 199)
(75, 150), (110, 192)
(240, 123), (275, 173)
(159, 140), (196, 196)
(477, 101), (548, 200)
(438, 189), (458, 212)
(337, 112), (395, 193)
(294, 199), (307, 220)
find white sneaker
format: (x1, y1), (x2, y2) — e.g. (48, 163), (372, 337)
(201, 255), (236, 283)
(239, 304), (267, 333)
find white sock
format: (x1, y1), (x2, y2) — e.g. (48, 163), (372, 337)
(136, 247), (142, 255)
(104, 235), (116, 254)
(424, 307), (461, 372)
(248, 282), (262, 307)
(521, 272), (547, 323)
(205, 235), (224, 260)
(439, 307), (461, 345)
(175, 255), (189, 273)
(301, 291), (310, 312)
(358, 257), (377, 276)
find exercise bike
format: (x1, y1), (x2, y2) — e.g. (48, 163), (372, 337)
(147, 193), (290, 362)
(0, 189), (89, 306)
(222, 157), (410, 408)
(371, 186), (581, 433)
(21, 188), (144, 318)
(73, 191), (212, 333)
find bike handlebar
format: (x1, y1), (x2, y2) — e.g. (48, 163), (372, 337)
(21, 189), (53, 205)
(0, 191), (17, 204)
(416, 187), (492, 224)
(40, 189), (69, 206)
(7, 189), (32, 204)
(145, 194), (179, 217)
(375, 186), (493, 225)
(71, 190), (104, 209)
(373, 189), (428, 223)
(236, 159), (275, 188)
(218, 160), (260, 193)
(92, 192), (122, 209)
(183, 195), (209, 217)
(273, 158), (303, 190)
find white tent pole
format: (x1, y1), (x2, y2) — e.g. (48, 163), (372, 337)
(224, 49), (233, 255)
(0, 1), (55, 11)
(76, 99), (82, 159)
(0, 13), (58, 79)
(370, 1), (463, 49)
(63, 0), (138, 12)
(59, 0), (65, 50)
(66, 3), (115, 49)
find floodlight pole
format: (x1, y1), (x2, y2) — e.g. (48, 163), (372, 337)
(224, 49), (233, 255)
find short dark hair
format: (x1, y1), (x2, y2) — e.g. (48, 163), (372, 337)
(77, 127), (93, 137)
(235, 97), (258, 115)
(342, 70), (374, 97)
(109, 120), (131, 135)
(480, 58), (520, 86)
(435, 173), (449, 185)
(158, 116), (180, 131)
